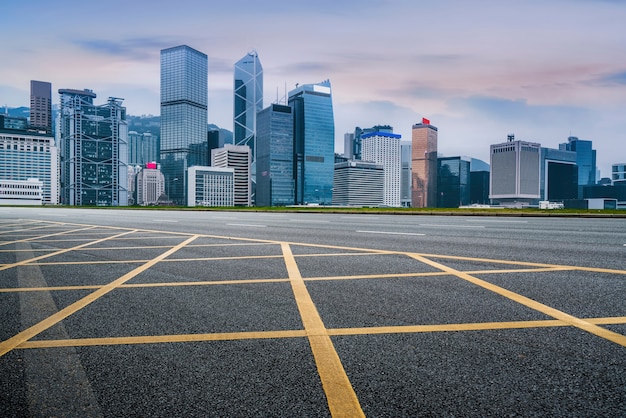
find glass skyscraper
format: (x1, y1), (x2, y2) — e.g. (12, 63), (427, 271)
(256, 103), (294, 206)
(160, 45), (208, 205)
(234, 51), (263, 158)
(437, 156), (471, 208)
(559, 136), (596, 199)
(288, 80), (335, 205)
(411, 119), (438, 208)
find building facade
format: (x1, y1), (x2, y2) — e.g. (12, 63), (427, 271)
(30, 80), (52, 134)
(234, 51), (263, 196)
(612, 163), (626, 185)
(540, 147), (578, 201)
(0, 122), (58, 204)
(559, 136), (596, 198)
(361, 131), (402, 207)
(58, 89), (128, 206)
(0, 178), (43, 205)
(400, 141), (412, 207)
(160, 45), (208, 205)
(489, 137), (541, 205)
(411, 119), (438, 208)
(211, 144), (251, 206)
(256, 103), (294, 206)
(188, 166), (234, 207)
(332, 161), (384, 206)
(288, 80), (335, 205)
(437, 156), (471, 208)
(128, 131), (159, 166)
(136, 163), (165, 206)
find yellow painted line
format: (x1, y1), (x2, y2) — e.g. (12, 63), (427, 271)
(26, 260), (147, 266)
(0, 235), (199, 357)
(0, 229), (136, 271)
(18, 330), (307, 349)
(14, 316), (626, 350)
(0, 225), (98, 247)
(162, 255), (283, 262)
(282, 242), (364, 418)
(0, 285), (104, 293)
(305, 271), (451, 281)
(407, 253), (626, 348)
(0, 223), (57, 234)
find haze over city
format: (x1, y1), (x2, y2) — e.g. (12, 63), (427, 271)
(1, 0), (625, 176)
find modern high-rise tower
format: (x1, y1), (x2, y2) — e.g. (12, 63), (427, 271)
(411, 118), (438, 208)
(160, 45), (208, 205)
(30, 80), (52, 134)
(234, 51), (262, 203)
(58, 89), (128, 206)
(559, 136), (596, 198)
(288, 80), (335, 205)
(361, 131), (402, 207)
(256, 103), (294, 206)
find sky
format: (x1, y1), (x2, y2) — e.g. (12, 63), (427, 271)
(1, 0), (625, 177)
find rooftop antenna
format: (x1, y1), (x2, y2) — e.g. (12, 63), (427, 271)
(507, 133), (515, 142)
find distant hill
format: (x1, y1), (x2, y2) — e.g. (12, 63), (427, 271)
(2, 106), (29, 118)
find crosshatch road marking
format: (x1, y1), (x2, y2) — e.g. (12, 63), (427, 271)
(407, 253), (626, 348)
(0, 235), (199, 357)
(1, 219), (626, 417)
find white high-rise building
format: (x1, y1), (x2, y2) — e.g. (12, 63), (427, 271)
(188, 166), (234, 207)
(211, 144), (251, 206)
(361, 131), (402, 207)
(136, 164), (165, 206)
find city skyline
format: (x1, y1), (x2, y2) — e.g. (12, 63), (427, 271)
(1, 0), (625, 177)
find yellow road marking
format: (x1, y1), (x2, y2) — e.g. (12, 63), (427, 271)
(14, 316), (626, 350)
(281, 242), (364, 418)
(407, 253), (626, 348)
(0, 235), (199, 357)
(0, 225), (98, 248)
(0, 229), (137, 272)
(18, 330), (308, 349)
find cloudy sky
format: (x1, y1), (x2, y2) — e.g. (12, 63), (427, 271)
(2, 0), (625, 176)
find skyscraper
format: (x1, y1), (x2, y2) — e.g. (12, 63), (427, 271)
(256, 103), (294, 206)
(489, 136), (540, 206)
(437, 156), (471, 208)
(160, 45), (208, 205)
(288, 80), (335, 205)
(400, 141), (412, 207)
(58, 89), (128, 206)
(30, 80), (52, 134)
(361, 131), (402, 207)
(332, 160), (384, 206)
(411, 118), (438, 208)
(540, 147), (578, 201)
(559, 136), (597, 198)
(234, 51), (263, 161)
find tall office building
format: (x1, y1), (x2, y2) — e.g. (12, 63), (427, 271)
(58, 89), (128, 206)
(136, 163), (165, 206)
(234, 51), (263, 166)
(361, 131), (402, 207)
(288, 80), (335, 205)
(128, 131), (159, 166)
(559, 136), (597, 198)
(0, 115), (58, 204)
(256, 103), (294, 206)
(489, 136), (540, 206)
(160, 45), (208, 205)
(211, 144), (251, 206)
(437, 156), (471, 208)
(30, 80), (52, 134)
(411, 118), (438, 208)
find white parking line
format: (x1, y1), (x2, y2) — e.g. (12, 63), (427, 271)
(465, 219), (528, 223)
(152, 219), (179, 223)
(357, 230), (425, 236)
(227, 223), (267, 228)
(419, 224), (485, 228)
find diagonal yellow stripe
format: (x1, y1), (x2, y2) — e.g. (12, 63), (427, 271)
(407, 253), (626, 348)
(0, 235), (199, 357)
(281, 242), (365, 418)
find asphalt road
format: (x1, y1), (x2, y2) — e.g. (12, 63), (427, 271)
(0, 207), (625, 417)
